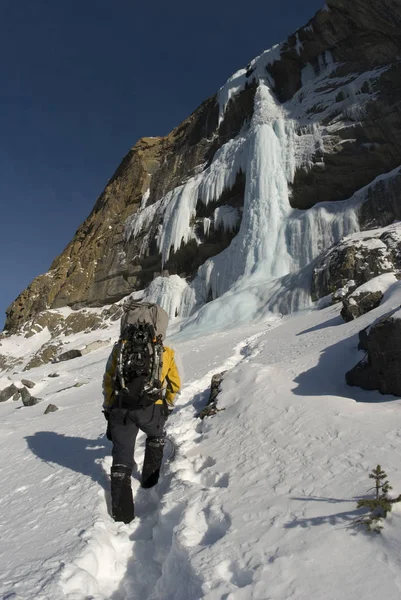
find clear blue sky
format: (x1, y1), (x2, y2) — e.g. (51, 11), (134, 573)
(0, 0), (323, 329)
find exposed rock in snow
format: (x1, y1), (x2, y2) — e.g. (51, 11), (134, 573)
(44, 404), (58, 414)
(21, 379), (35, 388)
(312, 222), (401, 301)
(0, 383), (18, 403)
(22, 396), (41, 407)
(197, 371), (226, 419)
(18, 386), (42, 407)
(346, 307), (401, 395)
(341, 273), (399, 321)
(24, 343), (61, 372)
(341, 291), (384, 322)
(54, 350), (83, 363)
(20, 387), (32, 404)
(0, 354), (23, 372)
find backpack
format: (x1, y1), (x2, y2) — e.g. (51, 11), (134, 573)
(115, 301), (169, 409)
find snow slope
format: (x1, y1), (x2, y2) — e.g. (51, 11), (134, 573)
(2, 283), (401, 599)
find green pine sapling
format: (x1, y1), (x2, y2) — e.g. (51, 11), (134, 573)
(354, 465), (401, 533)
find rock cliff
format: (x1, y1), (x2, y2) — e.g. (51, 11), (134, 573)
(5, 0), (401, 332)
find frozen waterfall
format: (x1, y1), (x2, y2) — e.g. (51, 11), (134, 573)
(129, 79), (363, 327)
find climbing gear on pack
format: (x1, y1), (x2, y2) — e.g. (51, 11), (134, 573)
(115, 301), (169, 410)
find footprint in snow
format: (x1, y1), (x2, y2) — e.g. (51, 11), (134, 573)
(216, 558), (254, 589)
(199, 502), (231, 546)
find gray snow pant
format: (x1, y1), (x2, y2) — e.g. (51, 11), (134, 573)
(109, 404), (167, 472)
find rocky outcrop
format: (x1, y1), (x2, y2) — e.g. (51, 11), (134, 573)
(197, 371), (226, 419)
(346, 308), (401, 396)
(0, 355), (23, 372)
(23, 343), (61, 371)
(17, 307), (116, 339)
(0, 304), (118, 373)
(4, 0), (401, 332)
(341, 291), (384, 322)
(340, 273), (398, 321)
(312, 223), (401, 301)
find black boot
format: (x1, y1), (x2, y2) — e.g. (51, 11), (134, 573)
(110, 465), (134, 523)
(141, 436), (165, 488)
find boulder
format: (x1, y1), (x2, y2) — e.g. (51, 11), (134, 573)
(20, 387), (42, 406)
(21, 379), (35, 388)
(44, 404), (58, 414)
(53, 349), (82, 363)
(340, 273), (398, 321)
(341, 291), (384, 322)
(22, 396), (41, 407)
(20, 387), (32, 403)
(346, 309), (401, 396)
(0, 384), (18, 402)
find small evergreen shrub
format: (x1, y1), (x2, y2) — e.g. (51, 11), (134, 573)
(354, 465), (401, 533)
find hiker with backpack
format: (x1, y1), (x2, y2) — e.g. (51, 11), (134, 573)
(102, 300), (181, 524)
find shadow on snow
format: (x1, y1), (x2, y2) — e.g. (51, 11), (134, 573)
(25, 431), (110, 490)
(292, 331), (401, 403)
(297, 315), (344, 336)
(285, 495), (370, 531)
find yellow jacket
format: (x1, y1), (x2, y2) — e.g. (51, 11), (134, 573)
(102, 344), (181, 409)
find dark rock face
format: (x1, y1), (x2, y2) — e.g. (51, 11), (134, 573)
(359, 171), (401, 230)
(346, 310), (401, 396)
(44, 404), (58, 414)
(0, 383), (18, 402)
(341, 291), (384, 322)
(272, 0), (401, 211)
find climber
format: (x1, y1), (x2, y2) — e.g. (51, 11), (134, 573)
(102, 299), (181, 524)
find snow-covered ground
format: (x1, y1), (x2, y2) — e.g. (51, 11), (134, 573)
(2, 286), (401, 600)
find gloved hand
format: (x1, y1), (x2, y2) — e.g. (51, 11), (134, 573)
(167, 407), (174, 417)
